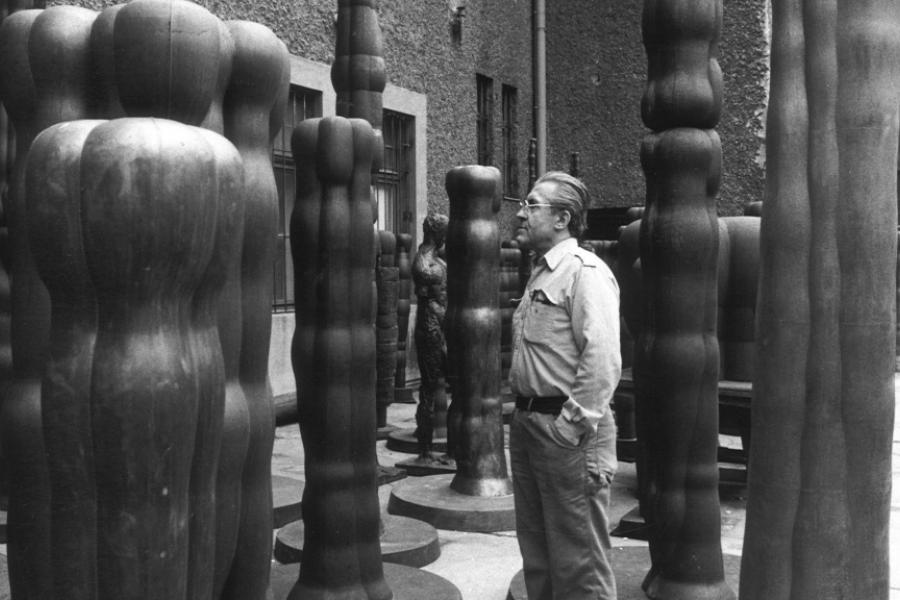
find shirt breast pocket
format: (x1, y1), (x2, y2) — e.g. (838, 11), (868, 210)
(523, 297), (569, 344)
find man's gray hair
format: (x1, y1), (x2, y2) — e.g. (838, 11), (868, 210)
(534, 171), (589, 237)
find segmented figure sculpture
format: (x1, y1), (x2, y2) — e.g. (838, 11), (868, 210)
(635, 0), (733, 597)
(290, 116), (390, 600)
(444, 166), (512, 497)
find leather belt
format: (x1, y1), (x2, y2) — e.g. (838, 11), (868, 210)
(515, 395), (567, 416)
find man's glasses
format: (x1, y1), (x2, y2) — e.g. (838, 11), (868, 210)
(519, 200), (553, 211)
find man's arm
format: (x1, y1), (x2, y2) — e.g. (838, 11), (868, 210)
(560, 262), (622, 434)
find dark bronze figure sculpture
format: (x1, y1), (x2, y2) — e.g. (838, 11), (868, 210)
(635, 0), (733, 597)
(740, 1), (900, 598)
(412, 213), (450, 464)
(444, 166), (512, 497)
(290, 116), (390, 600)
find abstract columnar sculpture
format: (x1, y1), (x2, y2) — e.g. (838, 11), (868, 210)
(636, 0), (732, 597)
(740, 1), (900, 598)
(332, 0), (385, 171)
(28, 117), (240, 600)
(0, 7), (96, 597)
(0, 3), (288, 599)
(291, 116), (390, 600)
(444, 166), (512, 497)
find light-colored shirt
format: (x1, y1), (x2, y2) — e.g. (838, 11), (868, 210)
(508, 237), (622, 433)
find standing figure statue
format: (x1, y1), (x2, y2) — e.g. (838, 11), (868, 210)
(412, 213), (451, 464)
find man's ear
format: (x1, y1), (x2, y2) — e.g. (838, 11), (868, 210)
(554, 209), (572, 231)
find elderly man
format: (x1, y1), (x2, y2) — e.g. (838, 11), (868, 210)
(508, 171), (621, 600)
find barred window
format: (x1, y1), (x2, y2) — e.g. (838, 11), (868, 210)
(374, 110), (414, 235)
(476, 74), (494, 167)
(502, 84), (519, 198)
(272, 86), (323, 312)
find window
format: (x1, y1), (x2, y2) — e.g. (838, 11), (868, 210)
(476, 74), (494, 166)
(272, 85), (323, 312)
(501, 84), (519, 199)
(374, 110), (414, 235)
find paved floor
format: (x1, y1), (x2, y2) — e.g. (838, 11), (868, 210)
(0, 377), (895, 599)
(272, 375), (900, 599)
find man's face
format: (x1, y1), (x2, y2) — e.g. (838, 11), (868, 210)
(514, 181), (562, 254)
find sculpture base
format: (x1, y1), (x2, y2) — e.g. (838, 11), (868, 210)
(506, 547), (740, 600)
(386, 427), (447, 454)
(388, 473), (515, 532)
(395, 454), (457, 476)
(376, 423), (399, 440)
(272, 475), (304, 528)
(378, 464), (408, 485)
(395, 386), (417, 404)
(611, 505), (650, 540)
(273, 514), (441, 568)
(274, 392), (298, 426)
(270, 561), (462, 600)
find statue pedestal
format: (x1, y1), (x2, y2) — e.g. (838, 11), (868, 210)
(395, 454), (456, 477)
(386, 427), (447, 454)
(274, 514), (441, 568)
(271, 475), (303, 528)
(270, 561), (461, 600)
(388, 473), (515, 532)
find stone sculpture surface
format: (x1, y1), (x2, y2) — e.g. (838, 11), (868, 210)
(290, 116), (390, 600)
(740, 1), (900, 598)
(635, 0), (733, 597)
(444, 166), (512, 497)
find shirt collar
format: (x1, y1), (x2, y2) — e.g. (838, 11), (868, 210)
(539, 237), (578, 271)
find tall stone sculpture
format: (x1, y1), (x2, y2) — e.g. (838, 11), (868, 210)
(635, 0), (732, 597)
(28, 117), (231, 600)
(290, 116), (390, 600)
(444, 166), (511, 497)
(412, 213), (450, 463)
(27, 120), (101, 600)
(740, 2), (900, 598)
(0, 7), (96, 597)
(219, 21), (288, 600)
(331, 0), (385, 170)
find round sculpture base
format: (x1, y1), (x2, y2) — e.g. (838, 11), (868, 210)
(270, 561), (462, 600)
(388, 473), (515, 532)
(506, 547), (741, 600)
(274, 514), (441, 568)
(386, 427), (447, 454)
(395, 453), (457, 476)
(271, 475), (303, 528)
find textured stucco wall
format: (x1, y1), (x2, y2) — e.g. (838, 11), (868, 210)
(547, 0), (769, 215)
(49, 0), (767, 220)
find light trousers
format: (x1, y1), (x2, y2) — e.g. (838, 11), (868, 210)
(510, 409), (617, 600)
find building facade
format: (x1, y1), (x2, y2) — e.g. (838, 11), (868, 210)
(12, 0), (770, 388)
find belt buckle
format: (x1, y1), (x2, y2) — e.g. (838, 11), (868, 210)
(526, 397), (535, 411)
